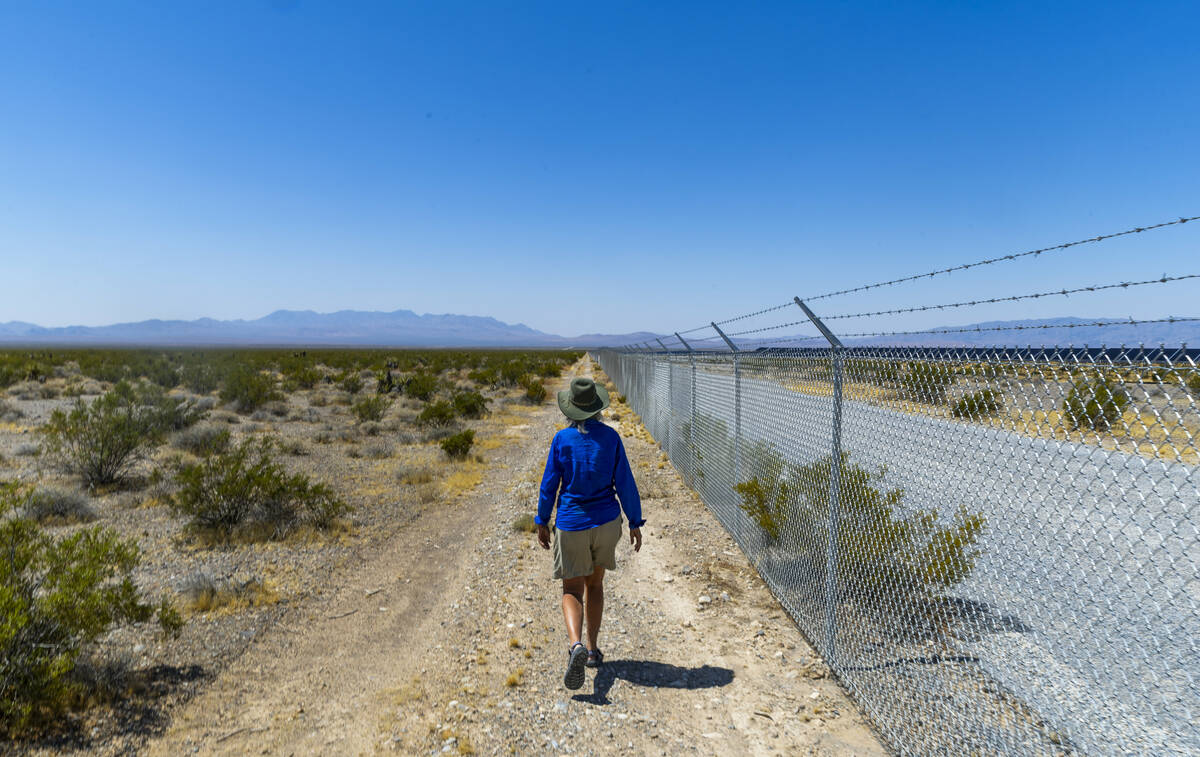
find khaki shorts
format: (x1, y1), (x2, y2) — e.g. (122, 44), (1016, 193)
(552, 517), (623, 580)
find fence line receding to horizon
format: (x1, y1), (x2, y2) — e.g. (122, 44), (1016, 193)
(596, 215), (1199, 756)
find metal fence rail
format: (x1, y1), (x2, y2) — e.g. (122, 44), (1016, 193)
(594, 342), (1199, 756)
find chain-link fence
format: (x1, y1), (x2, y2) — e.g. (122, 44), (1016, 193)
(594, 344), (1199, 756)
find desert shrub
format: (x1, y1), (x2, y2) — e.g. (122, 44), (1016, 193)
(40, 383), (168, 485)
(0, 482), (182, 734)
(397, 463), (434, 485)
(338, 372), (364, 394)
(22, 487), (97, 525)
(499, 362), (526, 386)
(0, 398), (23, 422)
(362, 442), (392, 459)
(520, 376), (547, 404)
(179, 572), (276, 613)
(170, 438), (348, 539)
(1062, 375), (1130, 431)
(179, 363), (219, 394)
(511, 513), (538, 533)
(734, 452), (985, 601)
(351, 395), (391, 423)
(405, 372), (440, 401)
(124, 383), (209, 432)
(172, 425), (231, 457)
(1184, 370), (1200, 395)
(13, 443), (40, 457)
(951, 389), (1003, 419)
(283, 365), (322, 391)
(733, 477), (789, 541)
(417, 400), (457, 427)
(899, 361), (955, 403)
(440, 429), (475, 459)
(452, 391), (489, 419)
(219, 367), (283, 414)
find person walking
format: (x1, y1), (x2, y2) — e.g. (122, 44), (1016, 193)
(535, 377), (644, 690)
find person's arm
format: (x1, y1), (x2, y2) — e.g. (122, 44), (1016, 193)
(613, 436), (644, 551)
(535, 435), (561, 549)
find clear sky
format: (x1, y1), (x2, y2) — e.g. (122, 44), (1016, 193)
(1, 0), (1197, 338)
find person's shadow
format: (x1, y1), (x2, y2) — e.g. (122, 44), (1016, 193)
(571, 660), (734, 705)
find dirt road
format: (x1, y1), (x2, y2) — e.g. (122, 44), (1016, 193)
(144, 361), (885, 756)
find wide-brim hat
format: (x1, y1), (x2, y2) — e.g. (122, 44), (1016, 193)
(557, 377), (610, 421)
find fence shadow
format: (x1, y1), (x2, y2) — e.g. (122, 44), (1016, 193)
(572, 660), (734, 705)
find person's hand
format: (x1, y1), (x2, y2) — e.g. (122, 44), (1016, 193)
(537, 524), (551, 550)
(629, 527), (642, 553)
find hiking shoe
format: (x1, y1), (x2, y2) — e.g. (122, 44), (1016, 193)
(564, 642), (588, 690)
(585, 649), (604, 668)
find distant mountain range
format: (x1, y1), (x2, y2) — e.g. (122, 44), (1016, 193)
(0, 309), (658, 348)
(0, 310), (1194, 348)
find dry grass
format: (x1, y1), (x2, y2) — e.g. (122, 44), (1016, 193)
(511, 513), (538, 533)
(441, 459), (485, 498)
(782, 375), (1199, 465)
(504, 667), (525, 687)
(182, 576), (279, 615)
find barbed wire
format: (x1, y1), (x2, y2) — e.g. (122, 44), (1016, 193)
(662, 214), (1196, 337)
(803, 216), (1197, 303)
(826, 316), (1200, 341)
(821, 273), (1199, 321)
(727, 319), (808, 337)
(712, 301), (796, 327)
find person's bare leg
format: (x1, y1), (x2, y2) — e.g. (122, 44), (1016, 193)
(561, 577), (586, 647)
(584, 567), (605, 651)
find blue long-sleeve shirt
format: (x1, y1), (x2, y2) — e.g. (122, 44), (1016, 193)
(536, 419), (645, 531)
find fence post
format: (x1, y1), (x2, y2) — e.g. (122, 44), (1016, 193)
(709, 324), (741, 486)
(673, 333), (699, 485)
(794, 297), (844, 667)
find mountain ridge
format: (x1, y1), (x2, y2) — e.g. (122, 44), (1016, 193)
(0, 311), (1195, 348)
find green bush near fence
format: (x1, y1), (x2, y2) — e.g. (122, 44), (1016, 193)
(735, 448), (985, 601)
(951, 389), (1003, 419)
(1062, 375), (1129, 431)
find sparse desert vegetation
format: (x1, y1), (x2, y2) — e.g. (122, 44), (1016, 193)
(0, 347), (579, 743)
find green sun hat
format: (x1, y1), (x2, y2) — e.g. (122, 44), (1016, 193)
(557, 377), (610, 421)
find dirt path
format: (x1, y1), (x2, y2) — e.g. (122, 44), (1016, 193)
(145, 361), (886, 756)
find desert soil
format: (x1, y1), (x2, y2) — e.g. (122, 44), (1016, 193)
(101, 360), (886, 755)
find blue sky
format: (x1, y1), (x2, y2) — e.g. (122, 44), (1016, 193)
(1, 0), (1197, 338)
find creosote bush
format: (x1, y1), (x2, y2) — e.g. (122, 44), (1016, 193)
(40, 382), (171, 485)
(405, 372), (440, 401)
(0, 482), (182, 735)
(219, 366), (283, 414)
(520, 376), (547, 404)
(351, 394), (391, 423)
(951, 389), (1003, 419)
(899, 361), (955, 404)
(1063, 375), (1130, 431)
(338, 372), (364, 395)
(735, 450), (985, 602)
(440, 429), (476, 459)
(417, 400), (457, 427)
(170, 438), (348, 540)
(452, 391), (489, 419)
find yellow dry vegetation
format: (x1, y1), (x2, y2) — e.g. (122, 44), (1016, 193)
(441, 459), (485, 498)
(185, 579), (279, 615)
(782, 375), (1199, 465)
